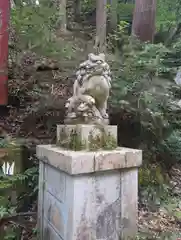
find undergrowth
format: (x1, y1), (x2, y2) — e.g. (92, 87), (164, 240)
(0, 137), (38, 239)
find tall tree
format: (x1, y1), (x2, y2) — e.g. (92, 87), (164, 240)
(59, 0), (67, 32)
(95, 0), (107, 53)
(75, 0), (81, 20)
(109, 0), (118, 31)
(53, 0), (67, 32)
(132, 0), (156, 42)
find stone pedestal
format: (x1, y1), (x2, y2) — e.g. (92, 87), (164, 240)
(36, 125), (142, 240)
(57, 124), (117, 150)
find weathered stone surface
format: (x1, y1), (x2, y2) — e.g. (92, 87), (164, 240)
(44, 191), (65, 238)
(73, 171), (121, 240)
(120, 169), (138, 239)
(36, 145), (142, 174)
(44, 166), (66, 202)
(57, 124), (117, 149)
(38, 161), (45, 239)
(94, 147), (142, 171)
(43, 218), (63, 240)
(37, 124), (142, 240)
(39, 163), (74, 240)
(64, 53), (111, 125)
(38, 162), (139, 240)
(36, 145), (95, 174)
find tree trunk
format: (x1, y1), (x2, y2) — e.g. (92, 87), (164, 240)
(95, 0), (107, 53)
(132, 0), (156, 42)
(75, 0), (81, 21)
(109, 0), (118, 32)
(57, 0), (67, 32)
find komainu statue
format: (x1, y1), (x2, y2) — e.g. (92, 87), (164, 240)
(64, 53), (111, 125)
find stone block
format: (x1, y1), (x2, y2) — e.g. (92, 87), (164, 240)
(57, 124), (117, 150)
(37, 144), (142, 240)
(36, 145), (142, 174)
(43, 218), (63, 240)
(38, 161), (45, 238)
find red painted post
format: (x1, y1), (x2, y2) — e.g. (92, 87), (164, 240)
(0, 0), (10, 105)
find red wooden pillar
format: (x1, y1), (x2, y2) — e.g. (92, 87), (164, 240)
(0, 0), (10, 105)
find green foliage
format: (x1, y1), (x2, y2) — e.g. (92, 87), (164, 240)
(156, 0), (176, 31)
(158, 130), (181, 165)
(81, 0), (96, 13)
(138, 162), (170, 208)
(0, 165), (38, 239)
(111, 41), (171, 111)
(11, 3), (72, 59)
(0, 137), (38, 239)
(117, 2), (134, 23)
(156, 0), (181, 31)
(155, 0), (181, 44)
(57, 128), (86, 151)
(107, 20), (130, 51)
(0, 206), (17, 240)
(139, 164), (166, 187)
(110, 35), (181, 172)
(161, 40), (181, 72)
(88, 128), (117, 151)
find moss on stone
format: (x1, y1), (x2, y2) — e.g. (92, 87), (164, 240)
(57, 127), (86, 151)
(88, 127), (117, 151)
(57, 125), (117, 151)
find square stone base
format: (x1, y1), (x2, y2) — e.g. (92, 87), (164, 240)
(57, 124), (118, 150)
(37, 145), (142, 240)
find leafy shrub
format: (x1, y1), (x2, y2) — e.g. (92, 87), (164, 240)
(0, 136), (38, 239)
(110, 37), (181, 169)
(10, 3), (72, 59)
(156, 0), (181, 32)
(158, 130), (181, 165)
(81, 0), (96, 13)
(117, 2), (134, 23)
(0, 163), (38, 239)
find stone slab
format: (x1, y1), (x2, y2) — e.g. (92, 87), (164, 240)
(43, 218), (63, 240)
(57, 124), (118, 149)
(40, 163), (74, 240)
(72, 171), (122, 240)
(38, 161), (45, 239)
(36, 144), (142, 174)
(120, 169), (138, 239)
(38, 164), (139, 240)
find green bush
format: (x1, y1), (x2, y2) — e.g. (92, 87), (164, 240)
(10, 3), (72, 59)
(117, 3), (134, 23)
(110, 38), (181, 169)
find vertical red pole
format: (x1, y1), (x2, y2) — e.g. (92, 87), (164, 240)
(0, 0), (9, 105)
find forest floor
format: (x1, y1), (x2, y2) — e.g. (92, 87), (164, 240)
(138, 165), (181, 239)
